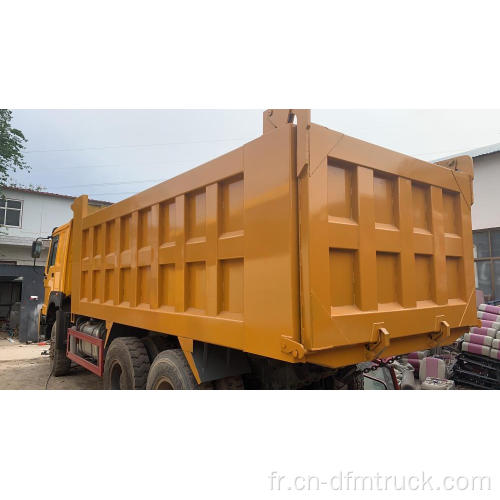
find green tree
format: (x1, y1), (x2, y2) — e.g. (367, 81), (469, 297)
(0, 109), (30, 187)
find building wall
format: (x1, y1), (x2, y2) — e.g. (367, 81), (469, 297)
(1, 189), (110, 341)
(471, 151), (500, 230)
(0, 243), (49, 266)
(1, 188), (75, 267)
(1, 188), (74, 239)
(0, 191), (73, 340)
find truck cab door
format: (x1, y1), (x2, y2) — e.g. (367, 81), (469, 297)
(43, 234), (60, 312)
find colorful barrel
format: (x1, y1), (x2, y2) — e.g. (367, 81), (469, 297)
(406, 350), (431, 360)
(489, 349), (500, 361)
(477, 311), (500, 322)
(406, 358), (421, 374)
(479, 304), (500, 315)
(464, 333), (493, 346)
(462, 342), (491, 357)
(470, 326), (497, 338)
(480, 320), (500, 331)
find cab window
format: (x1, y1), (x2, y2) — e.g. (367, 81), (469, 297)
(47, 235), (59, 270)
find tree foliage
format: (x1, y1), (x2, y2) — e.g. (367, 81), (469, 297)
(0, 109), (30, 186)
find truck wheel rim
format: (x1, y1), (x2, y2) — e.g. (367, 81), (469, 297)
(153, 377), (173, 390)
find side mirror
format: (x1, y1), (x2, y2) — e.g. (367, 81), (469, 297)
(31, 240), (42, 259)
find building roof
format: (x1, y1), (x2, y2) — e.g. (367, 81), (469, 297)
(1, 186), (112, 206)
(436, 142), (500, 162)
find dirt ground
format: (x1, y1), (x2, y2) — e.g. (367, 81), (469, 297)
(0, 335), (102, 390)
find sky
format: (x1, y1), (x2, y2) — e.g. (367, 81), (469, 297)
(10, 109), (500, 204)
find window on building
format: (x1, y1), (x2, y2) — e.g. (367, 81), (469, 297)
(473, 229), (500, 303)
(0, 198), (23, 228)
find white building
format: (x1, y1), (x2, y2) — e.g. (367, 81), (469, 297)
(1, 187), (110, 265)
(0, 187), (110, 342)
(438, 144), (500, 303)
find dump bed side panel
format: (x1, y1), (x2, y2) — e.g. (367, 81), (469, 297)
(300, 123), (477, 366)
(70, 125), (299, 362)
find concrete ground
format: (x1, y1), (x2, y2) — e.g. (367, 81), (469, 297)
(0, 334), (473, 390)
(0, 334), (102, 390)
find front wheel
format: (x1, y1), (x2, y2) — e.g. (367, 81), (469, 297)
(49, 322), (71, 377)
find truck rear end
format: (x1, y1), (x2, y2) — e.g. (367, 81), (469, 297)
(42, 109), (478, 389)
(291, 110), (477, 368)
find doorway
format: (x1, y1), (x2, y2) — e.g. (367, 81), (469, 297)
(0, 277), (22, 336)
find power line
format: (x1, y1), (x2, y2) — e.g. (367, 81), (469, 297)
(34, 161), (195, 171)
(24, 136), (253, 154)
(53, 179), (163, 189)
(86, 192), (138, 197)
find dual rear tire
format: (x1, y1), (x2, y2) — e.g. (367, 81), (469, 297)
(103, 337), (150, 389)
(146, 349), (198, 390)
(141, 334), (177, 363)
(102, 337), (197, 390)
(145, 350), (244, 389)
(103, 337), (244, 390)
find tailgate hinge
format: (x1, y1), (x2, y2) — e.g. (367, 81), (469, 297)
(365, 324), (391, 360)
(280, 336), (307, 361)
(428, 317), (451, 346)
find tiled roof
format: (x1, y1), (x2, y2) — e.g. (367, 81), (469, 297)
(435, 142), (500, 162)
(1, 186), (112, 206)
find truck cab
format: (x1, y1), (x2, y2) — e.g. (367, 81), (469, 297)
(37, 222), (72, 339)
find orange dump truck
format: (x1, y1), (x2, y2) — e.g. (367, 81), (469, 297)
(35, 109), (478, 389)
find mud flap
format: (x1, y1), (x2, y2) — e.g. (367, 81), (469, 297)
(55, 310), (71, 350)
(189, 341), (251, 384)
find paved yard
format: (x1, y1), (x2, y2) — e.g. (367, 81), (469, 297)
(0, 335), (102, 390)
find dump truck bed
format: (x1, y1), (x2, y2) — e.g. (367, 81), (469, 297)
(70, 110), (477, 368)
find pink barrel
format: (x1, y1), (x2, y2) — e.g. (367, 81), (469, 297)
(419, 357), (447, 380)
(407, 358), (421, 374)
(464, 333), (492, 346)
(407, 351), (430, 360)
(480, 320), (500, 331)
(462, 342), (491, 357)
(479, 304), (500, 315)
(471, 327), (497, 337)
(477, 311), (500, 322)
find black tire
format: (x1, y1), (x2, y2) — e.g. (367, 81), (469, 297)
(215, 376), (245, 390)
(103, 337), (150, 390)
(49, 322), (71, 377)
(141, 334), (175, 363)
(44, 319), (54, 341)
(347, 371), (364, 390)
(146, 349), (198, 390)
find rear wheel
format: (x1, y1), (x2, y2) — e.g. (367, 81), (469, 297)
(146, 349), (197, 390)
(141, 334), (175, 363)
(103, 337), (150, 390)
(215, 376), (245, 390)
(49, 322), (71, 376)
